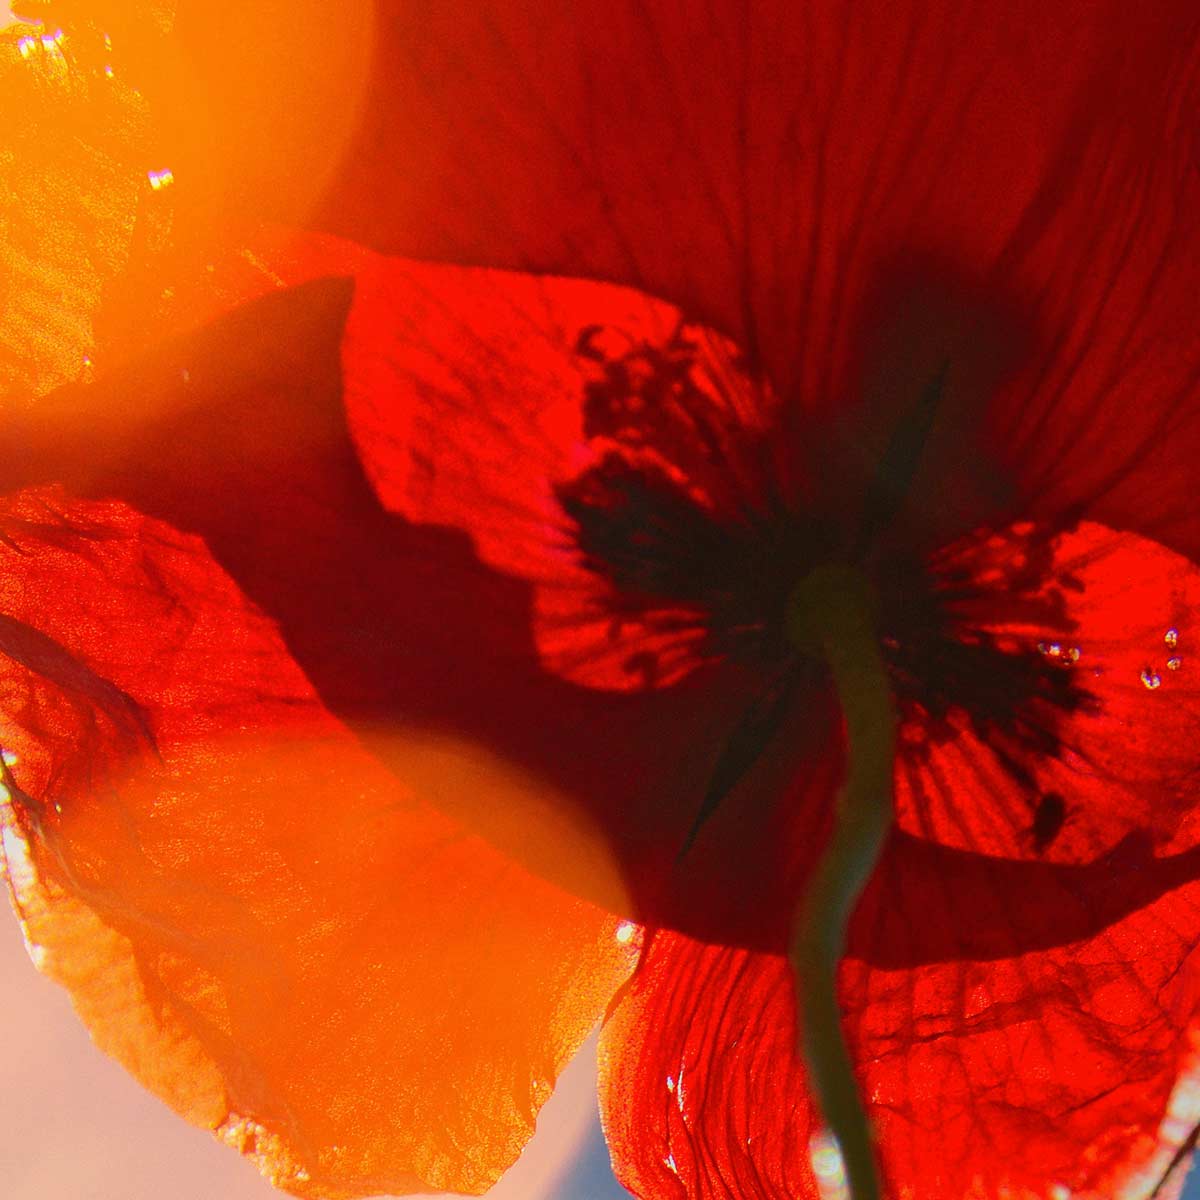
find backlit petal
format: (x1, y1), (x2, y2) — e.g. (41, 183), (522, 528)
(894, 522), (1200, 863)
(11, 233), (844, 944)
(602, 846), (1200, 1200)
(0, 488), (637, 1198)
(0, 12), (168, 398)
(164, 4), (1200, 491)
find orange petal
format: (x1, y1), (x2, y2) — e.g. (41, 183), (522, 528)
(0, 490), (636, 1197)
(0, 13), (166, 398)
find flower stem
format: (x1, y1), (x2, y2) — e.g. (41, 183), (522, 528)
(787, 565), (895, 1200)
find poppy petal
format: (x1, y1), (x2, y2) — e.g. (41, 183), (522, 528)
(0, 487), (638, 1198)
(853, 835), (1200, 1198)
(894, 521), (1200, 863)
(11, 233), (841, 943)
(602, 835), (1200, 1200)
(600, 931), (822, 1200)
(25, 231), (785, 694)
(166, 3), (1198, 439)
(977, 31), (1200, 562)
(339, 250), (784, 693)
(0, 13), (169, 399)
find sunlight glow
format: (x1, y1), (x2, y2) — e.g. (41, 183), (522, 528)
(810, 1129), (849, 1200)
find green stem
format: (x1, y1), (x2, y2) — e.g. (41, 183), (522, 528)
(787, 565), (895, 1200)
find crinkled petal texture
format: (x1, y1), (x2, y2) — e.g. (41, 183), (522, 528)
(169, 0), (1200, 561)
(0, 13), (167, 398)
(0, 231), (836, 1196)
(0, 485), (638, 1198)
(11, 232), (843, 948)
(602, 838), (1200, 1200)
(893, 521), (1200, 864)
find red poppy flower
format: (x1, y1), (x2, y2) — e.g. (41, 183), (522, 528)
(5, 3), (1200, 1199)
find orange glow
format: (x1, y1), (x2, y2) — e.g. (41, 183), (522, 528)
(0, 903), (613, 1200)
(166, 0), (377, 231)
(4, 719), (635, 1196)
(0, 3), (375, 401)
(1, 12), (153, 397)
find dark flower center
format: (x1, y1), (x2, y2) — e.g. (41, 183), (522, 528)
(556, 321), (1094, 849)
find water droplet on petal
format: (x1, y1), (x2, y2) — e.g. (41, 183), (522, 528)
(614, 920), (637, 944)
(1038, 642), (1079, 668)
(1142, 666), (1162, 690)
(147, 167), (174, 191)
(1168, 656), (1183, 672)
(1166, 628), (1180, 649)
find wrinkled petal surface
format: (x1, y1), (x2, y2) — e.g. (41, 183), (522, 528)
(0, 486), (637, 1198)
(0, 13), (167, 398)
(12, 232), (844, 947)
(602, 840), (1200, 1200)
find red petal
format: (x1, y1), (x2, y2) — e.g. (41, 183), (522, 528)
(166, 6), (1199, 516)
(978, 34), (1200, 562)
(21, 7), (1200, 557)
(602, 837), (1200, 1200)
(12, 233), (842, 945)
(853, 836), (1200, 1198)
(600, 932), (821, 1199)
(895, 521), (1200, 863)
(166, 1), (1200, 562)
(0, 487), (637, 1197)
(340, 250), (785, 692)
